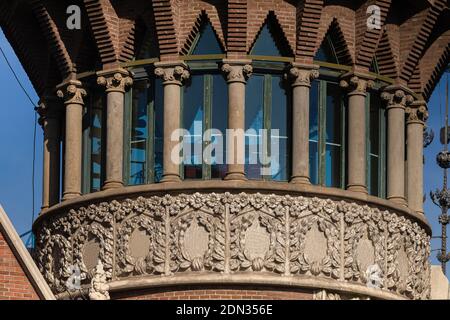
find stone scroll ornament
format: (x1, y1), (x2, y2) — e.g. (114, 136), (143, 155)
(97, 71), (133, 93)
(34, 192), (430, 299)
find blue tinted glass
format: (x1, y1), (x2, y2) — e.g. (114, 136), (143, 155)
(129, 80), (148, 185)
(251, 24), (282, 56)
(325, 82), (341, 144)
(325, 145), (341, 188)
(315, 36), (338, 63)
(154, 79), (164, 182)
(245, 75), (264, 179)
(211, 74), (228, 179)
(192, 23), (223, 55)
(90, 93), (103, 192)
(309, 80), (319, 184)
(183, 75), (204, 179)
(271, 75), (289, 181)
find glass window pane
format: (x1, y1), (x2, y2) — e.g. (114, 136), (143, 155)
(325, 145), (341, 188)
(369, 155), (379, 196)
(89, 91), (104, 192)
(211, 74), (228, 179)
(369, 94), (380, 155)
(251, 24), (282, 56)
(129, 80), (148, 185)
(309, 80), (319, 184)
(325, 82), (341, 144)
(271, 75), (289, 181)
(192, 23), (223, 55)
(315, 36), (338, 63)
(183, 75), (204, 179)
(154, 78), (164, 182)
(245, 75), (264, 179)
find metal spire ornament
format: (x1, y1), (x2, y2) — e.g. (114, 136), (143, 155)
(430, 72), (450, 274)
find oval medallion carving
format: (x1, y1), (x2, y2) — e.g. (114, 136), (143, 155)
(244, 220), (270, 259)
(184, 219), (209, 260)
(304, 223), (327, 265)
(129, 228), (151, 259)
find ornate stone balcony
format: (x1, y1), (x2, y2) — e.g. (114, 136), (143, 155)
(33, 181), (431, 300)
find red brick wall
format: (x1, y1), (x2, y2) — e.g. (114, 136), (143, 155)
(0, 231), (40, 300)
(114, 286), (312, 300)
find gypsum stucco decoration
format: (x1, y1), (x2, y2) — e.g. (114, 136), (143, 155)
(33, 192), (430, 300)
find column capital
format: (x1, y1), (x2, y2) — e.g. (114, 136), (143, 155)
(154, 61), (190, 85)
(285, 63), (319, 88)
(97, 68), (133, 93)
(221, 59), (253, 84)
(381, 85), (415, 110)
(339, 72), (375, 96)
(56, 80), (87, 106)
(406, 100), (429, 125)
(37, 95), (63, 125)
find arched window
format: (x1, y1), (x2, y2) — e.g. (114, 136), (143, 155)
(245, 19), (291, 181)
(182, 19), (228, 179)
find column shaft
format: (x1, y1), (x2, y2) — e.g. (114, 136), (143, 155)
(222, 60), (252, 181)
(288, 65), (319, 184)
(382, 87), (414, 206)
(57, 81), (86, 201)
(155, 62), (190, 183)
(406, 103), (428, 213)
(97, 70), (133, 190)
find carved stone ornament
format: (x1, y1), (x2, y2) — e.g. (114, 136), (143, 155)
(406, 103), (429, 124)
(313, 289), (371, 300)
(88, 261), (110, 300)
(339, 75), (374, 95)
(154, 63), (190, 85)
(56, 80), (87, 105)
(286, 65), (319, 87)
(34, 192), (430, 299)
(97, 70), (133, 93)
(221, 63), (253, 83)
(381, 88), (414, 109)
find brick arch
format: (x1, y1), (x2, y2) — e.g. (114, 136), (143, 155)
(83, 0), (120, 66)
(179, 10), (226, 56)
(354, 0), (392, 69)
(415, 30), (450, 100)
(0, 1), (57, 96)
(375, 28), (399, 79)
(247, 11), (294, 56)
(399, 0), (447, 84)
(315, 18), (353, 65)
(30, 0), (74, 79)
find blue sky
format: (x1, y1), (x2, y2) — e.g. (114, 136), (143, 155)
(0, 29), (449, 273)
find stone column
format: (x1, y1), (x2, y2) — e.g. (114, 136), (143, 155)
(155, 62), (190, 183)
(286, 64), (319, 184)
(97, 69), (133, 190)
(57, 80), (86, 201)
(406, 101), (428, 213)
(381, 87), (414, 206)
(37, 97), (62, 210)
(221, 60), (252, 181)
(340, 73), (374, 194)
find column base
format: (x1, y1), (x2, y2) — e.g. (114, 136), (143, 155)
(102, 180), (124, 190)
(387, 196), (407, 206)
(62, 192), (81, 201)
(224, 172), (247, 181)
(161, 174), (182, 183)
(290, 176), (311, 184)
(347, 184), (368, 194)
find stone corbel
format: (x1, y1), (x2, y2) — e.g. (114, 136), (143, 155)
(97, 68), (133, 93)
(154, 61), (190, 86)
(56, 80), (87, 106)
(339, 72), (375, 96)
(221, 59), (253, 84)
(285, 63), (319, 88)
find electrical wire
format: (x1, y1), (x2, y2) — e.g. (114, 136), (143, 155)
(0, 45), (38, 239)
